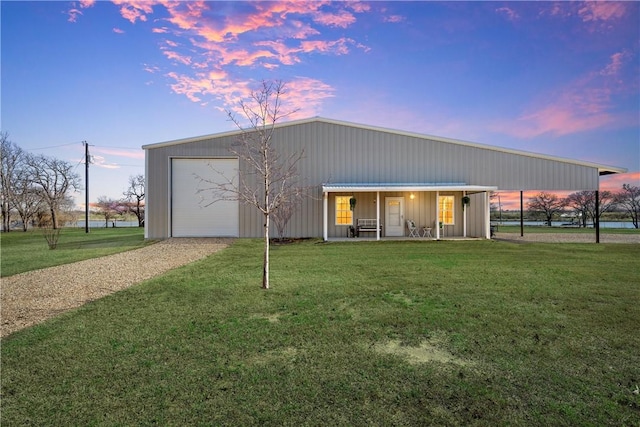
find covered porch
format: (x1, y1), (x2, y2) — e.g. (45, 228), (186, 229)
(322, 183), (497, 241)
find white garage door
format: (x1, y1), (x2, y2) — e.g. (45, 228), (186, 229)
(171, 158), (239, 237)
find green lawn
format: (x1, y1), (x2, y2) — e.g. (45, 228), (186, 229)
(2, 239), (639, 425)
(0, 227), (150, 277)
(495, 224), (639, 234)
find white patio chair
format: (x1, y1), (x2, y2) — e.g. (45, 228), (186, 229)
(407, 220), (419, 237)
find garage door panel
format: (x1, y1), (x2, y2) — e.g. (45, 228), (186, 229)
(171, 158), (239, 237)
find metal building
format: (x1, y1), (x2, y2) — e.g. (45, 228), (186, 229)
(142, 117), (626, 240)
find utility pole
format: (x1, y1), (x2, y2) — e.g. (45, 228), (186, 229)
(84, 141), (90, 233)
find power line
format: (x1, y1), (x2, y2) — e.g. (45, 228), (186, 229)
(25, 142), (83, 151)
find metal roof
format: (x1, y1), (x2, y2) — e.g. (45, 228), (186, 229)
(143, 116), (627, 176)
(322, 183), (498, 193)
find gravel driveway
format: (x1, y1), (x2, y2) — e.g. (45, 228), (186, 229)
(1, 238), (232, 338)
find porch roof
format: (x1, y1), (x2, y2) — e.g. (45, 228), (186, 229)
(322, 183), (498, 193)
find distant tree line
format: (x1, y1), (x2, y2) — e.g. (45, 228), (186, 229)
(1, 132), (145, 231)
(491, 186), (640, 229)
(92, 174), (145, 228)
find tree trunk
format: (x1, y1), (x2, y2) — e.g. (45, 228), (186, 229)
(50, 207), (58, 229)
(2, 201), (11, 232)
(263, 212), (270, 289)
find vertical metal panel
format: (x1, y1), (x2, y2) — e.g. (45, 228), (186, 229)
(145, 119), (603, 239)
(467, 193), (487, 238)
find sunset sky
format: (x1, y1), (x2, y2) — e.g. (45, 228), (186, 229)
(2, 1), (638, 210)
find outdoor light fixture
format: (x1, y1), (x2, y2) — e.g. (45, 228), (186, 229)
(410, 193), (415, 200)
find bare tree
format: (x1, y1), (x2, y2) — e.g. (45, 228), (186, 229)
(565, 191), (591, 227)
(199, 80), (306, 289)
(25, 154), (81, 229)
(615, 184), (640, 228)
(12, 167), (43, 231)
(565, 191), (615, 228)
(123, 174), (145, 227)
(94, 196), (125, 228)
(272, 197), (298, 240)
(1, 133), (24, 232)
(527, 192), (566, 226)
(589, 190), (615, 226)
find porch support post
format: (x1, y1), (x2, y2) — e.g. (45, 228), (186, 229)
(520, 190), (524, 237)
(376, 191), (381, 241)
(436, 190), (440, 239)
(595, 190), (600, 244)
(463, 191), (467, 238)
(485, 191), (491, 239)
(323, 191), (328, 241)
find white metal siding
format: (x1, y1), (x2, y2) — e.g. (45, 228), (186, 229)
(144, 118), (613, 239)
(171, 158), (239, 237)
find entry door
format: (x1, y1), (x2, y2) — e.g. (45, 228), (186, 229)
(385, 197), (405, 236)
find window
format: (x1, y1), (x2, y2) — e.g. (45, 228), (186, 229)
(335, 196), (353, 225)
(439, 196), (455, 225)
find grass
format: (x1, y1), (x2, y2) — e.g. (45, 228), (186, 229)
(0, 227), (150, 277)
(495, 224), (639, 235)
(2, 238), (639, 425)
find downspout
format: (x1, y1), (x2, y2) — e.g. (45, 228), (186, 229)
(376, 191), (380, 241)
(323, 191), (328, 241)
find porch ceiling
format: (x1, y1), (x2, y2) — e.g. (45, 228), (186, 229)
(322, 183), (498, 193)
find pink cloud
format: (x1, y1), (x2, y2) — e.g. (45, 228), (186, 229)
(496, 7), (520, 22)
(600, 50), (631, 76)
(162, 0), (208, 32)
(280, 77), (335, 119)
(111, 0), (154, 24)
(285, 21), (321, 40)
(113, 27), (125, 34)
(163, 50), (192, 66)
(67, 8), (83, 23)
(300, 38), (355, 55)
(312, 9), (356, 28)
(384, 15), (405, 24)
(540, 2), (628, 33)
(167, 70), (243, 105)
(91, 155), (121, 169)
(347, 2), (371, 14)
(223, 77), (335, 121)
(494, 51), (634, 138)
(143, 64), (160, 74)
(601, 172), (640, 192)
(93, 147), (145, 160)
(103, 1), (373, 115)
(67, 0), (96, 21)
(578, 1), (626, 22)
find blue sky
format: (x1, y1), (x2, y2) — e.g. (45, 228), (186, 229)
(2, 1), (638, 209)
